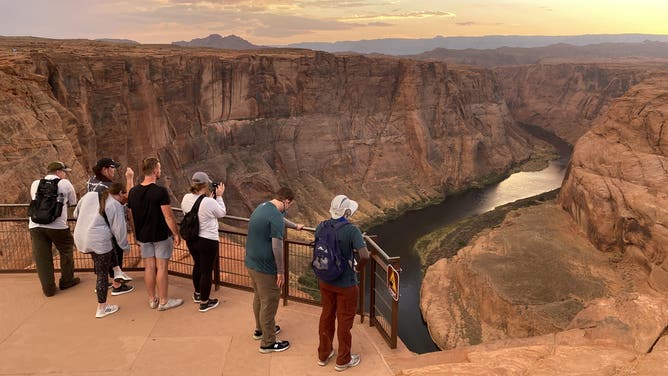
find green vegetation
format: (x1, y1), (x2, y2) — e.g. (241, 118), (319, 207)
(415, 189), (560, 270)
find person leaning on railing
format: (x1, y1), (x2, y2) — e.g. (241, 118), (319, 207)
(180, 172), (227, 313)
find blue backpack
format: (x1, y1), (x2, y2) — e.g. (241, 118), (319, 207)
(312, 220), (350, 282)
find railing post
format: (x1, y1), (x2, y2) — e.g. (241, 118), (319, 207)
(369, 249), (376, 328)
(389, 259), (400, 349)
(282, 228), (289, 306)
(358, 260), (366, 324)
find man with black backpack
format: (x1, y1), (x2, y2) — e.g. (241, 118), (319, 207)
(28, 161), (80, 297)
(313, 195), (369, 371)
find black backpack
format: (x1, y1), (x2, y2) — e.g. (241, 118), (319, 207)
(28, 178), (64, 224)
(179, 195), (205, 242)
(311, 221), (350, 282)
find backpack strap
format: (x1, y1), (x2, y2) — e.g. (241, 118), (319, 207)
(190, 195), (206, 215)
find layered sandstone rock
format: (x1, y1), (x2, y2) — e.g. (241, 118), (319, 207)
(0, 37), (532, 224)
(420, 204), (625, 349)
(559, 73), (668, 293)
(496, 62), (654, 144)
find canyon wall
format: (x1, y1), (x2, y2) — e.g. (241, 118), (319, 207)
(496, 62), (653, 144)
(0, 38), (531, 224)
(559, 72), (668, 293)
(421, 71), (668, 355)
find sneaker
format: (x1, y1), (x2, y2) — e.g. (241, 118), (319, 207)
(318, 349), (336, 366)
(158, 298), (183, 311)
(335, 354), (360, 372)
(95, 304), (119, 318)
(259, 340), (290, 354)
(111, 284), (134, 296)
(192, 292), (201, 303)
(198, 298), (219, 312)
(59, 277), (81, 290)
(113, 271), (132, 282)
(148, 297), (159, 309)
(253, 325), (281, 340)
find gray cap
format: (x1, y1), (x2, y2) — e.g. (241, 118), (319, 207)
(191, 171), (212, 184)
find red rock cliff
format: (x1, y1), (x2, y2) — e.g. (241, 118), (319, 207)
(0, 38), (531, 223)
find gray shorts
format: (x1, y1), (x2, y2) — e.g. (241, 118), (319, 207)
(138, 237), (174, 259)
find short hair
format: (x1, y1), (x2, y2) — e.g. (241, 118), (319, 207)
(274, 187), (295, 201)
(142, 157), (160, 176)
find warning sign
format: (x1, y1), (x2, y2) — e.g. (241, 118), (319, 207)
(387, 264), (400, 301)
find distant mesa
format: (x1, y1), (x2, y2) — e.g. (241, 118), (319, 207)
(95, 38), (140, 45)
(172, 34), (263, 50)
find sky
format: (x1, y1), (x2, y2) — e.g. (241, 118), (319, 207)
(0, 0), (667, 45)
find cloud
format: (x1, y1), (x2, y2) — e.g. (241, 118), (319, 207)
(456, 21), (476, 26)
(338, 10), (455, 22)
(367, 22), (393, 27)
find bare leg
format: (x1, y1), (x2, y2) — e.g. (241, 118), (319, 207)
(144, 257), (157, 303)
(156, 258), (170, 305)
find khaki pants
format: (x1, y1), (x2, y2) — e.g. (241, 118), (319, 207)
(249, 268), (280, 347)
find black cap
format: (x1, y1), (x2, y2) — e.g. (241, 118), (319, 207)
(95, 158), (121, 169)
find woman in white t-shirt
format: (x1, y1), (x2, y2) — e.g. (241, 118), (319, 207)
(180, 172), (226, 313)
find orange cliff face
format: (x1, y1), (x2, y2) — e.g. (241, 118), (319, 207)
(559, 72), (668, 293)
(0, 38), (531, 223)
(495, 62), (656, 144)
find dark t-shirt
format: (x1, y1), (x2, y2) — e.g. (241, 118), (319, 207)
(245, 202), (284, 274)
(315, 218), (366, 288)
(127, 183), (171, 243)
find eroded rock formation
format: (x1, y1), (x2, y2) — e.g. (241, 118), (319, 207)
(559, 72), (668, 293)
(0, 37), (532, 224)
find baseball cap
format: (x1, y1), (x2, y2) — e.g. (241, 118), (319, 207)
(95, 158), (121, 169)
(191, 171), (212, 184)
(329, 194), (359, 219)
(47, 161), (72, 172)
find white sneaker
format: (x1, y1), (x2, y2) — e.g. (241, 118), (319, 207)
(95, 304), (119, 318)
(318, 349), (336, 366)
(158, 298), (183, 311)
(113, 271), (132, 282)
(335, 354), (360, 371)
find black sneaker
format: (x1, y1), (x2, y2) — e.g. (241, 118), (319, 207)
(111, 284), (134, 296)
(198, 298), (219, 312)
(253, 325), (281, 340)
(193, 292), (201, 303)
(259, 340), (290, 354)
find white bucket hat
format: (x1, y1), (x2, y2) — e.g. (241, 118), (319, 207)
(329, 194), (359, 219)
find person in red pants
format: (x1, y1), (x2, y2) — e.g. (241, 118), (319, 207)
(315, 195), (370, 371)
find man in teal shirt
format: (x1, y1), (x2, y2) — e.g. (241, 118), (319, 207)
(245, 187), (303, 353)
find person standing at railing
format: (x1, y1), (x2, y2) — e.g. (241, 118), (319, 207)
(180, 172), (226, 313)
(28, 161), (80, 297)
(73, 183), (134, 318)
(86, 157), (134, 290)
(127, 157), (183, 311)
(315, 195), (369, 371)
(245, 187), (304, 354)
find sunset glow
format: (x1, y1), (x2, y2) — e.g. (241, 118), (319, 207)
(0, 0), (666, 45)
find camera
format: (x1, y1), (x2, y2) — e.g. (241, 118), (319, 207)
(211, 182), (219, 198)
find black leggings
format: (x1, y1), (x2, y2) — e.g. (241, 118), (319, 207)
(92, 252), (115, 303)
(188, 237), (219, 301)
(107, 241), (123, 279)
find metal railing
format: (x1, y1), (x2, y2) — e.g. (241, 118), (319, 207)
(0, 204), (400, 349)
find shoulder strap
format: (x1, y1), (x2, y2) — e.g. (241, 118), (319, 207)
(97, 192), (111, 228)
(191, 195), (206, 214)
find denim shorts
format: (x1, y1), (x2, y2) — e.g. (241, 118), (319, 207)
(138, 237), (174, 259)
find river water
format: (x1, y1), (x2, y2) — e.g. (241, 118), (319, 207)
(368, 131), (571, 353)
